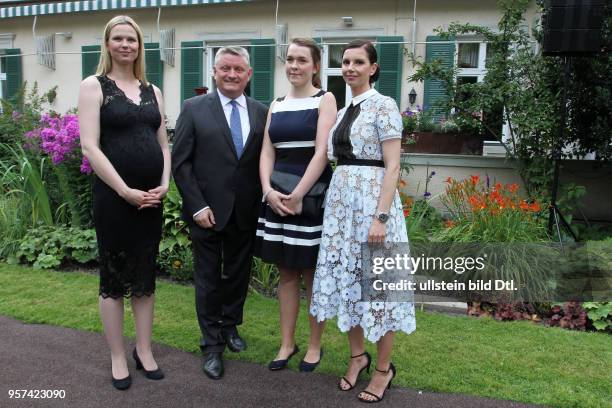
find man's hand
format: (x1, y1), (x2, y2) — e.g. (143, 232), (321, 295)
(195, 208), (216, 229)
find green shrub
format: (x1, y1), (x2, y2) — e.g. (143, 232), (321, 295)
(582, 302), (612, 332)
(14, 225), (97, 268)
(250, 257), (279, 296)
(0, 195), (27, 259)
(158, 244), (194, 282)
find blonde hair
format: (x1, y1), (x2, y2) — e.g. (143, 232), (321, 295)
(95, 15), (148, 85)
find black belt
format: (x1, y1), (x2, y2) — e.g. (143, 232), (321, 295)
(337, 158), (385, 168)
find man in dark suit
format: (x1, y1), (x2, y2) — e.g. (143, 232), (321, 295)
(172, 46), (268, 380)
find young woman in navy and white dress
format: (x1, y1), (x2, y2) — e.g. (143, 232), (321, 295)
(255, 38), (337, 372)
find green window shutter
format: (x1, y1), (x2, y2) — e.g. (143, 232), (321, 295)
(181, 41), (203, 106)
(4, 49), (22, 101)
(81, 45), (101, 79)
(424, 35), (455, 122)
(250, 39), (275, 105)
(376, 36), (403, 106)
(145, 43), (163, 90)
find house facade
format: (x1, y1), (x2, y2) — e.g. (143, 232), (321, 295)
(1, 0), (539, 126)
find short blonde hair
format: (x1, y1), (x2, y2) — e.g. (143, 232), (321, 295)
(95, 15), (148, 85)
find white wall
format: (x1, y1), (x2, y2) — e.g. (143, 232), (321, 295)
(3, 0), (538, 125)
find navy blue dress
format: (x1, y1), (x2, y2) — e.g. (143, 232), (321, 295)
(254, 90), (332, 269)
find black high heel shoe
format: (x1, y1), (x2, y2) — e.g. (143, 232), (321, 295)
(133, 348), (165, 380)
(268, 345), (299, 371)
(357, 362), (396, 403)
(111, 374), (131, 391)
(338, 351), (372, 391)
(299, 348), (324, 372)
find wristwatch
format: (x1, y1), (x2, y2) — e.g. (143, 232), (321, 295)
(375, 211), (389, 223)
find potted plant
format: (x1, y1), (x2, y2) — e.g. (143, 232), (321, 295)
(401, 107), (484, 155)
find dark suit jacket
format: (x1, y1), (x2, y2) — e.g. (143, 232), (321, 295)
(172, 91), (268, 231)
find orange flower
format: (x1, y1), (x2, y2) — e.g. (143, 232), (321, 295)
(403, 208), (411, 217)
(508, 183), (519, 193)
(529, 202), (541, 212)
(519, 200), (530, 211)
(445, 220), (454, 228)
(445, 176), (453, 184)
(494, 182), (502, 191)
(470, 175), (480, 185)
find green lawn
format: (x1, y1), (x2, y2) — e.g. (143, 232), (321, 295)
(0, 263), (610, 408)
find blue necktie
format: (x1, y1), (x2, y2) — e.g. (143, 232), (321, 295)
(229, 100), (244, 158)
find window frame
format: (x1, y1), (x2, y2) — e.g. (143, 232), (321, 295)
(455, 38), (488, 83)
(0, 54), (5, 100)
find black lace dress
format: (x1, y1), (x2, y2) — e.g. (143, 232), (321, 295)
(94, 75), (163, 299)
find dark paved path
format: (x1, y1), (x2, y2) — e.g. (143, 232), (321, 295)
(0, 315), (544, 408)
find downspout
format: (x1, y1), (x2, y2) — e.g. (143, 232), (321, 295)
(412, 0), (417, 55)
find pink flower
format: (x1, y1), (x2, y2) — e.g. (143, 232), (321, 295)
(80, 156), (93, 174)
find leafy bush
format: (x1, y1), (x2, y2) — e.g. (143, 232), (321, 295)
(0, 82), (57, 159)
(157, 181), (192, 279)
(403, 199), (443, 243)
(401, 106), (436, 133)
(0, 195), (27, 259)
(14, 225), (97, 269)
(250, 257), (279, 296)
(435, 175), (548, 242)
(23, 112), (93, 227)
(582, 302), (612, 332)
(0, 144), (54, 227)
(547, 302), (588, 331)
(158, 244), (194, 282)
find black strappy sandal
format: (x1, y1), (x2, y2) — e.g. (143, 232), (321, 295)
(338, 351), (372, 391)
(357, 362), (396, 403)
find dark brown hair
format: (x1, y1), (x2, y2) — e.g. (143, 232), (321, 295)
(289, 38), (322, 88)
(342, 39), (380, 83)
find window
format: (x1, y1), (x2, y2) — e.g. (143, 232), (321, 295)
(321, 42), (353, 110)
(456, 41), (487, 81)
(456, 40), (502, 141)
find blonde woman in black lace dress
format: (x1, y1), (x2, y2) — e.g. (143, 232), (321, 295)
(78, 15), (170, 390)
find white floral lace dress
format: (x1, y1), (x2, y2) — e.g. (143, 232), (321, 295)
(310, 89), (416, 342)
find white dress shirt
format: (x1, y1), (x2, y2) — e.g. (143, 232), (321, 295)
(217, 91), (251, 144)
(193, 91), (251, 219)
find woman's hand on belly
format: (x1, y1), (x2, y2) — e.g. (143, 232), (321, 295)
(120, 187), (162, 209)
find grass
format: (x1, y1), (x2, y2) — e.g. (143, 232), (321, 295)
(0, 263), (610, 408)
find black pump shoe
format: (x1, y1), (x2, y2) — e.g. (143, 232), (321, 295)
(133, 348), (165, 380)
(299, 348), (324, 372)
(111, 374), (131, 390)
(268, 345), (299, 371)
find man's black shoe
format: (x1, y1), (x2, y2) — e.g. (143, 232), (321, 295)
(222, 332), (247, 353)
(202, 352), (224, 380)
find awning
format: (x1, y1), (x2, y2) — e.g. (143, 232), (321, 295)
(0, 0), (252, 19)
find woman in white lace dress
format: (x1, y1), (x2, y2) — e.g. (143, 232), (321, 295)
(310, 40), (415, 403)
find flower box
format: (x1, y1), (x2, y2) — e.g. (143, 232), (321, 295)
(402, 130), (484, 155)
